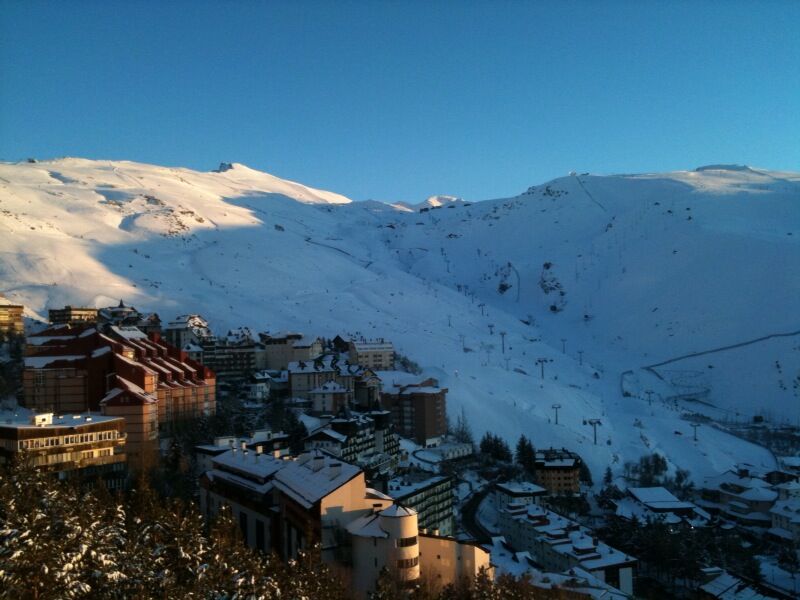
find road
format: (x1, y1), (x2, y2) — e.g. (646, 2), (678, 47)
(460, 485), (492, 545)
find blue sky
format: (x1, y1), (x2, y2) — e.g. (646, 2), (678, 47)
(2, 1), (798, 202)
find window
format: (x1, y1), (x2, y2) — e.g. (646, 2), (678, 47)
(397, 536), (417, 548)
(397, 557), (418, 569)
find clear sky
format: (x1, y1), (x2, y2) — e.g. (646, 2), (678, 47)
(2, 1), (798, 202)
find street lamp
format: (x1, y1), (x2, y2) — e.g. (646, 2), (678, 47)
(552, 404), (562, 425)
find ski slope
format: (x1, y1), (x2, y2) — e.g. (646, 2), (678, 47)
(1, 158), (797, 482)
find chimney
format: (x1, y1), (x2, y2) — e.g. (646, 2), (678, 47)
(329, 462), (341, 479)
(312, 455), (325, 472)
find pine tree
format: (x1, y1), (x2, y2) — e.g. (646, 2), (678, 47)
(603, 466), (613, 486)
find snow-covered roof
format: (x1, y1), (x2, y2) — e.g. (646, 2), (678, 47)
(109, 325), (148, 340)
(24, 354), (85, 368)
(347, 513), (390, 538)
(306, 428), (347, 443)
(387, 474), (449, 499)
(310, 381), (347, 394)
(779, 456), (800, 469)
(770, 499), (800, 523)
(502, 503), (635, 570)
(699, 571), (771, 599)
(212, 448), (287, 481)
(615, 497), (683, 525)
(496, 481), (547, 496)
(628, 487), (696, 511)
(272, 451), (361, 509)
(380, 504), (416, 518)
(365, 487), (393, 501)
(0, 412), (121, 429)
(351, 339), (394, 352)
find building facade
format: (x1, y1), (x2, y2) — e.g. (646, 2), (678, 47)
(48, 306), (99, 326)
(258, 332), (322, 370)
(288, 356), (354, 400)
(498, 502), (636, 595)
(200, 449), (488, 598)
(349, 339), (395, 370)
(495, 481), (547, 507)
(386, 473), (455, 536)
(534, 448), (582, 494)
(0, 298), (24, 335)
(0, 412), (127, 490)
(379, 375), (447, 446)
(22, 324), (215, 469)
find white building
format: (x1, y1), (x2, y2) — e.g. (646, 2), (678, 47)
(769, 498), (800, 544)
(614, 487), (710, 528)
(349, 339), (395, 370)
(348, 504), (492, 597)
(498, 503), (636, 595)
(495, 481), (547, 508)
(200, 448), (488, 597)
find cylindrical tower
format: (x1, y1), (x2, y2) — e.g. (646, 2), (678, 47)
(379, 504), (420, 584)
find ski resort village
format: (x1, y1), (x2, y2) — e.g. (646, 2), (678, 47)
(0, 158), (798, 598)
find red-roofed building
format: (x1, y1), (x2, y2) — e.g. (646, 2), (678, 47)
(22, 324), (215, 471)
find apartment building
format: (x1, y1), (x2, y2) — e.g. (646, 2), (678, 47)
(163, 314), (212, 349)
(353, 367), (382, 410)
(614, 487), (710, 528)
(0, 412), (127, 490)
(22, 324), (215, 469)
(308, 380), (350, 414)
(287, 355), (354, 400)
(386, 473), (455, 536)
(200, 449), (489, 598)
(698, 468), (779, 527)
(258, 331), (322, 370)
(304, 411), (399, 477)
(199, 328), (257, 382)
(499, 502), (636, 595)
(534, 447), (582, 494)
(194, 430), (290, 479)
(48, 306), (99, 326)
(96, 300), (161, 334)
(495, 481), (547, 508)
(348, 338), (395, 370)
(770, 498), (800, 544)
(0, 297), (24, 335)
(379, 372), (447, 446)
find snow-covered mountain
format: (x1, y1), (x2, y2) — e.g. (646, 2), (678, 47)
(391, 195), (466, 212)
(1, 158), (798, 482)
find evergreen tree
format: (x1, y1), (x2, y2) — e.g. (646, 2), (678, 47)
(603, 466), (613, 486)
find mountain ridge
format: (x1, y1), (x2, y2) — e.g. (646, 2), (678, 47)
(1, 157), (797, 481)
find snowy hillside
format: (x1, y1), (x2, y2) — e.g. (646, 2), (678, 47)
(1, 158), (797, 483)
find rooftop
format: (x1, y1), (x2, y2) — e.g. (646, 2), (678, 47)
(496, 481), (547, 496)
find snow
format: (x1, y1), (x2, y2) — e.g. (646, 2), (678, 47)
(23, 355), (84, 368)
(627, 486), (693, 509)
(386, 474), (448, 498)
(272, 451), (361, 508)
(0, 158), (796, 485)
